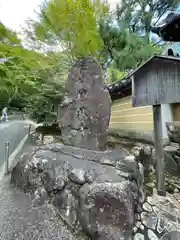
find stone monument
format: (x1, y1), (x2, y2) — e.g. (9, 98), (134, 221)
(10, 57), (145, 239)
(58, 57), (111, 150)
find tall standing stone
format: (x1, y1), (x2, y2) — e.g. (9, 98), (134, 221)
(58, 57), (111, 150)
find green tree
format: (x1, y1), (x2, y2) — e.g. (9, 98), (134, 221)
(0, 21), (55, 113)
(116, 0), (179, 39)
(99, 0), (174, 74)
(0, 48), (52, 106)
(27, 0), (162, 73)
(26, 52), (69, 123)
(30, 0), (109, 59)
(99, 17), (164, 73)
(106, 62), (126, 84)
(5, 0), (169, 106)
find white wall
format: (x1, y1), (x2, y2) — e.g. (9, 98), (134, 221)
(161, 104), (173, 140)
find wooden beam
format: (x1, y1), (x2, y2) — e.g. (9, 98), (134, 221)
(153, 104), (166, 196)
(110, 88), (132, 101)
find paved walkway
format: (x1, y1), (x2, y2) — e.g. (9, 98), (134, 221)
(0, 120), (30, 164)
(0, 120), (38, 181)
(0, 122), (76, 240)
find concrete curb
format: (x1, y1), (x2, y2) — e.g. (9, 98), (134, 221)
(0, 120), (38, 181)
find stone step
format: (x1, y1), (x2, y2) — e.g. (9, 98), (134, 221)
(170, 142), (179, 148)
(164, 145), (178, 153)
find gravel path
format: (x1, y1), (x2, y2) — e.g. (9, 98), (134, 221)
(0, 176), (77, 240)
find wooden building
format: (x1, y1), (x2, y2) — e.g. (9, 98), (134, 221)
(108, 55), (180, 144)
(151, 12), (180, 42)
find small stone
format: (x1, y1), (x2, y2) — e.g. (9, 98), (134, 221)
(140, 224), (144, 231)
(133, 233), (144, 240)
(143, 145), (152, 156)
(166, 222), (178, 232)
(139, 189), (145, 204)
(100, 158), (115, 166)
(134, 150), (140, 157)
(141, 212), (157, 230)
(138, 163), (144, 183)
(153, 199), (178, 223)
(68, 168), (86, 185)
(125, 155), (136, 161)
(50, 143), (64, 152)
(43, 135), (54, 144)
(70, 129), (77, 137)
(41, 171), (54, 192)
(147, 195), (162, 206)
(173, 193), (180, 201)
(54, 177), (65, 191)
(135, 214), (141, 220)
(84, 170), (97, 183)
(161, 230), (180, 240)
(147, 229), (158, 240)
(164, 146), (178, 153)
(152, 206), (159, 215)
(174, 188), (179, 193)
(153, 188), (158, 196)
(32, 186), (48, 207)
(157, 216), (168, 234)
(136, 221), (141, 228)
(116, 170), (129, 179)
(143, 202), (153, 212)
(137, 204), (143, 213)
(147, 196), (154, 205)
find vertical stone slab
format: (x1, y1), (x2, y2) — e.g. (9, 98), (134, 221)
(59, 57), (111, 150)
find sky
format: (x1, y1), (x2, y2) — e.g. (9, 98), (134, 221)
(0, 0), (120, 31)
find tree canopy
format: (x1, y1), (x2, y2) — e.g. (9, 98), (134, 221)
(116, 0), (179, 37)
(0, 0), (178, 122)
(25, 0), (167, 78)
(31, 0), (109, 58)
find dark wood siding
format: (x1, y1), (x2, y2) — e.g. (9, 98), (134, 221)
(132, 57), (180, 107)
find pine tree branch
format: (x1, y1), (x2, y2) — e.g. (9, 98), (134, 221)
(152, 39), (166, 47)
(153, 7), (169, 25)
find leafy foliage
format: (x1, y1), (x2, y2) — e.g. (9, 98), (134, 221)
(99, 18), (164, 76)
(28, 0), (165, 74)
(99, 0), (175, 77)
(0, 0), (177, 121)
(116, 0), (179, 36)
(31, 0), (109, 58)
(26, 53), (68, 123)
(0, 21), (61, 120)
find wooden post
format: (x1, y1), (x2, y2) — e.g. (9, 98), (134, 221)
(153, 104), (166, 196)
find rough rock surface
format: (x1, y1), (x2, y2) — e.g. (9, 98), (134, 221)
(58, 57), (111, 150)
(133, 190), (180, 240)
(166, 122), (180, 145)
(131, 145), (155, 177)
(165, 122), (180, 173)
(11, 143), (142, 239)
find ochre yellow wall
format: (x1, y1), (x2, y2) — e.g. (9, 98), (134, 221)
(172, 103), (180, 121)
(109, 96), (153, 131)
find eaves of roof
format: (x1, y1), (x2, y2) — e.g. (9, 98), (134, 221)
(107, 54), (180, 96)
